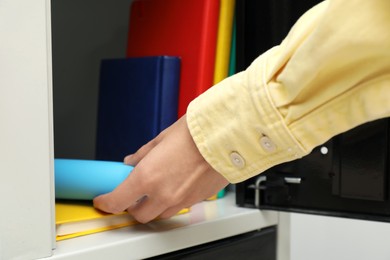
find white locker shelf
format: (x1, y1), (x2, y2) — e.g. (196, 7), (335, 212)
(50, 193), (277, 259)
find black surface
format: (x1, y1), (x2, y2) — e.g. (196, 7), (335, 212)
(236, 118), (390, 222)
(147, 226), (277, 260)
(234, 0), (390, 223)
(235, 0), (322, 72)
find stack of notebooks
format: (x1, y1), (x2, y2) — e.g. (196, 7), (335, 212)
(56, 200), (137, 241)
(56, 0), (238, 241)
(56, 200), (189, 241)
(54, 159), (189, 241)
(96, 0), (236, 162)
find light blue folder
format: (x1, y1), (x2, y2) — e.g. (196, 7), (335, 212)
(55, 159), (134, 200)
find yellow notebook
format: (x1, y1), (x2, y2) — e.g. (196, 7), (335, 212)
(56, 201), (189, 241)
(213, 0), (236, 84)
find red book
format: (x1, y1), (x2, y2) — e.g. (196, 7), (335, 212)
(127, 0), (220, 117)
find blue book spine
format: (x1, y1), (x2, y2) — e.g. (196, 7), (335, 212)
(96, 56), (181, 161)
(158, 56), (181, 131)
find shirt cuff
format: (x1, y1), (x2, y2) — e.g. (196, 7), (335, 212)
(187, 49), (308, 183)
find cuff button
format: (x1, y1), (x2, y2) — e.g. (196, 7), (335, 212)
(260, 136), (277, 153)
(230, 152), (245, 169)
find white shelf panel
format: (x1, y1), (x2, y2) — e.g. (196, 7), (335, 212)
(49, 193), (277, 259)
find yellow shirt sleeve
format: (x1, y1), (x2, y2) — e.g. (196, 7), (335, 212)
(186, 0), (390, 183)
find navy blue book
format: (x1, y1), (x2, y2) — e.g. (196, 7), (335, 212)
(96, 56), (181, 161)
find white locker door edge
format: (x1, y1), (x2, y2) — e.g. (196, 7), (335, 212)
(0, 0), (55, 259)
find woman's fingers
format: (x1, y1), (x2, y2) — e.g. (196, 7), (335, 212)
(93, 168), (148, 214)
(94, 116), (230, 223)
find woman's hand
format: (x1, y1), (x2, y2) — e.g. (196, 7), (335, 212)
(93, 116), (229, 223)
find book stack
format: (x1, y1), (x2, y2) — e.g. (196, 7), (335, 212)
(54, 159), (188, 240)
(56, 0), (238, 241)
(56, 200), (137, 241)
(56, 200), (189, 241)
(96, 0), (237, 197)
